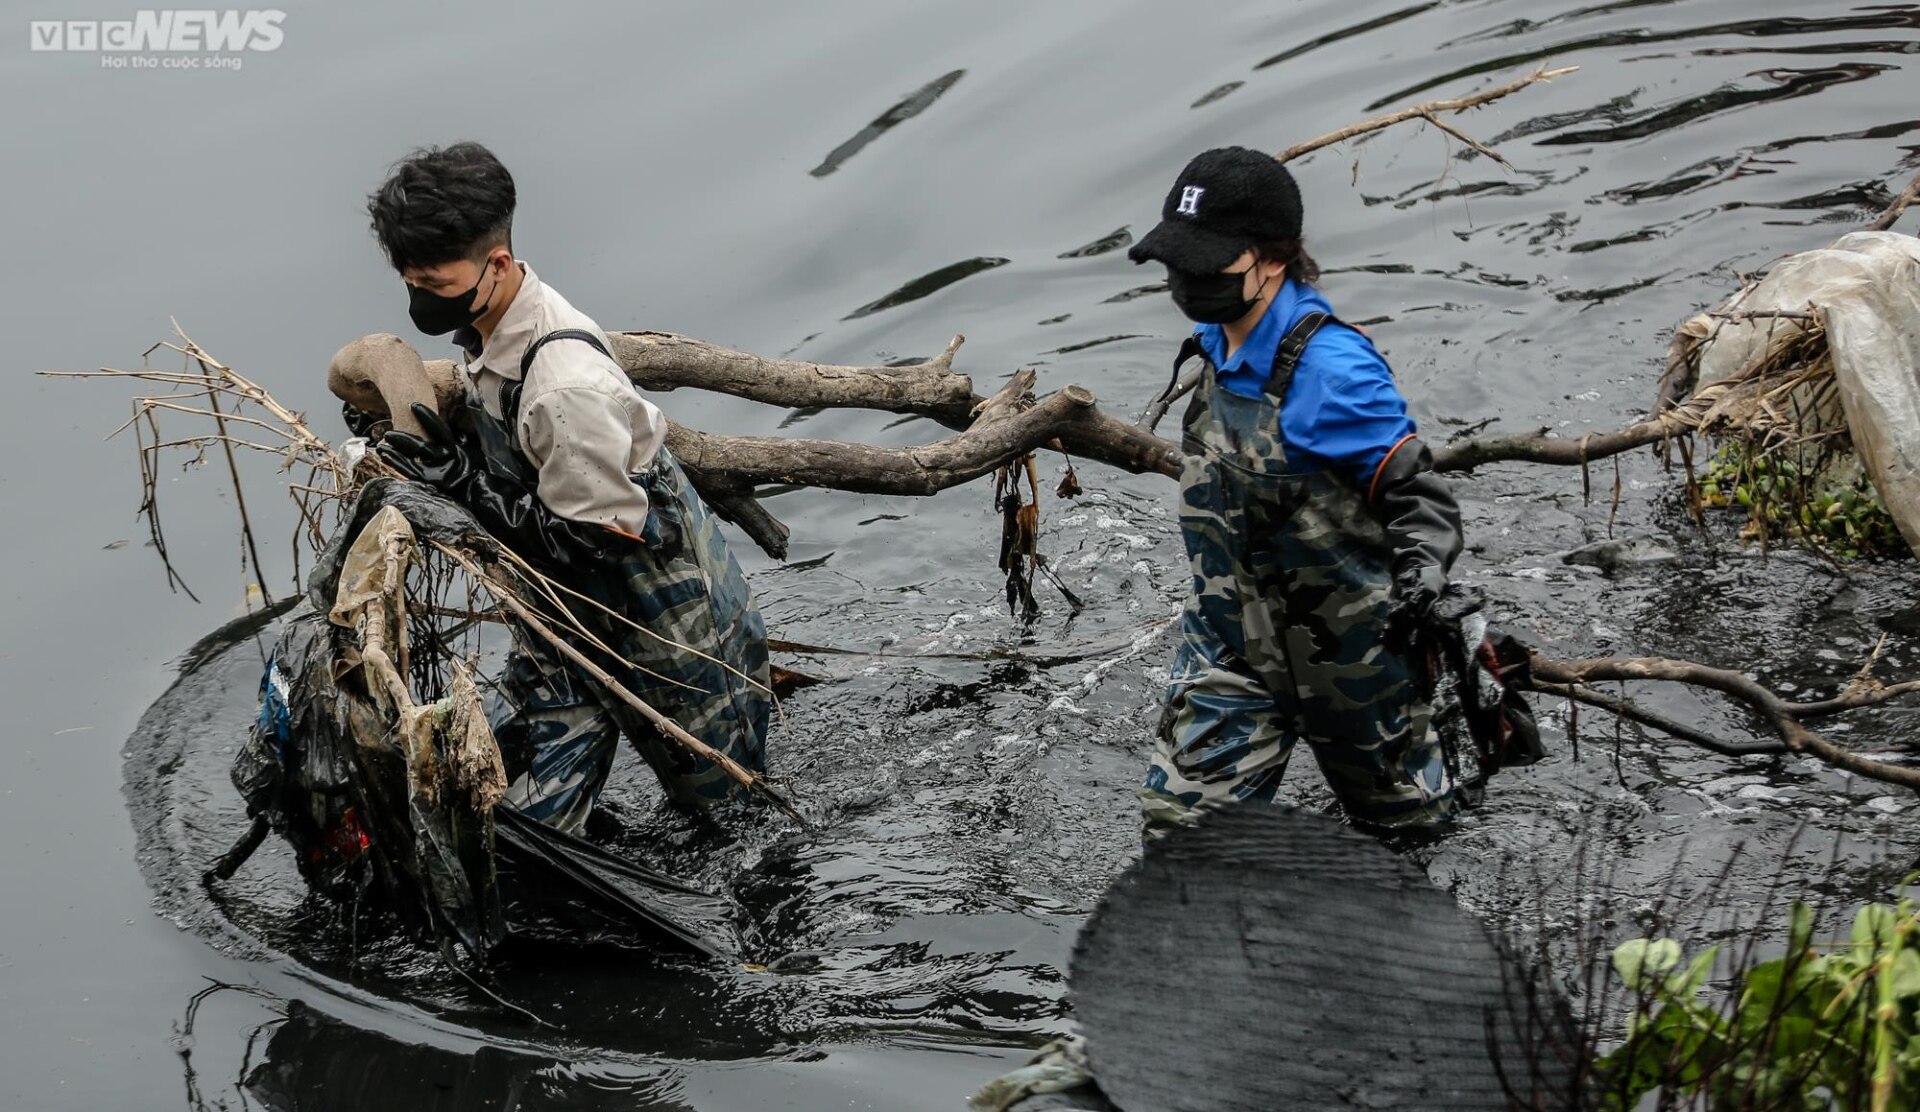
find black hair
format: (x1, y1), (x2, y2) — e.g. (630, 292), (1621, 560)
(366, 141), (516, 273)
(1253, 239), (1320, 286)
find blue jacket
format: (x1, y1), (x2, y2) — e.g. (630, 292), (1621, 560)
(1194, 279), (1415, 488)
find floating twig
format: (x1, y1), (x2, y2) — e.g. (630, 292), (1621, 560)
(1275, 64), (1577, 165)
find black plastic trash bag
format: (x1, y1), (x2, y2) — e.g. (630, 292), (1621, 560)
(227, 479), (733, 964)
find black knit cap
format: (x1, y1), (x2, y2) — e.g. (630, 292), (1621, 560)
(1128, 146), (1304, 273)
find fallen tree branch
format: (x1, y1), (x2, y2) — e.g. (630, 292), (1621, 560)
(1418, 110), (1513, 168)
(665, 370), (1095, 496)
(606, 335), (1182, 482)
(676, 458), (794, 559)
(1275, 64), (1577, 164)
(669, 371), (1175, 559)
(1530, 654), (1920, 792)
(609, 331), (975, 412)
(1778, 678), (1920, 721)
(1432, 419), (1674, 473)
(1433, 322), (1827, 475)
(1864, 165), (1920, 233)
(1530, 680), (1787, 757)
(383, 334), (1181, 559)
(659, 367), (1102, 557)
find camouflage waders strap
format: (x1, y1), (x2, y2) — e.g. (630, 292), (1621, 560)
(1154, 334), (1207, 410)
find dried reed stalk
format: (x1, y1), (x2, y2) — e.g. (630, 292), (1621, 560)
(49, 326), (802, 819)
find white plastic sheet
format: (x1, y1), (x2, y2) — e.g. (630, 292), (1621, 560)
(1681, 231), (1920, 554)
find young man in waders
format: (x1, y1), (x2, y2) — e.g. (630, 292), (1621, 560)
(359, 141), (772, 834)
(1129, 146), (1465, 835)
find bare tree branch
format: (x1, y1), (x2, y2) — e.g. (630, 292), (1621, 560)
(387, 334), (1182, 559)
(1418, 111), (1514, 168)
(1432, 420), (1676, 473)
(1433, 320), (1828, 475)
(609, 331), (975, 413)
(665, 371), (1097, 496)
(1778, 678), (1920, 721)
(1530, 680), (1788, 757)
(1274, 64), (1578, 164)
(1530, 654), (1920, 792)
(1864, 165), (1920, 233)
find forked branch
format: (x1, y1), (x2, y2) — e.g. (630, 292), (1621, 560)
(1529, 654), (1920, 792)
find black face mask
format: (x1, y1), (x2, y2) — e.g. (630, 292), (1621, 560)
(408, 256), (500, 336)
(1167, 265), (1269, 325)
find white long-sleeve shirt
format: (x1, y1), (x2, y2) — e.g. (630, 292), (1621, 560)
(454, 261), (666, 538)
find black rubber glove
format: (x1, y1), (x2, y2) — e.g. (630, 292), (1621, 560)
(375, 404), (475, 491)
(1384, 562), (1447, 652)
(1371, 437), (1464, 651)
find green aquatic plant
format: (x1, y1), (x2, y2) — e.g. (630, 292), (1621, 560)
(1695, 442), (1906, 560)
(1595, 891), (1920, 1111)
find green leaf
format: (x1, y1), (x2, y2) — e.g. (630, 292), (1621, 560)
(1888, 947), (1920, 1003)
(1617, 937), (1685, 993)
(1770, 1014), (1818, 1062)
(1897, 1031), (1920, 1069)
(1607, 898), (1920, 1107)
(1855, 904), (1898, 963)
(1593, 1027), (1679, 1112)
(1670, 945), (1720, 999)
(1739, 961), (1787, 1032)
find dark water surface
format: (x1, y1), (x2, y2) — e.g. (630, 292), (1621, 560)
(6, 1), (1920, 1108)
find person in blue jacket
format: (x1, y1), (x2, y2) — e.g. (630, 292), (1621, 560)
(1128, 146), (1464, 834)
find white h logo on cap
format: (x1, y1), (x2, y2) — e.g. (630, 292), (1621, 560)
(1176, 185), (1204, 215)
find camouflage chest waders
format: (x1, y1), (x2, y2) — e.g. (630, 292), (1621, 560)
(1141, 313), (1458, 833)
(468, 330), (772, 831)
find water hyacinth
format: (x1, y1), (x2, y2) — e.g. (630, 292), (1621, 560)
(1696, 443), (1907, 561)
